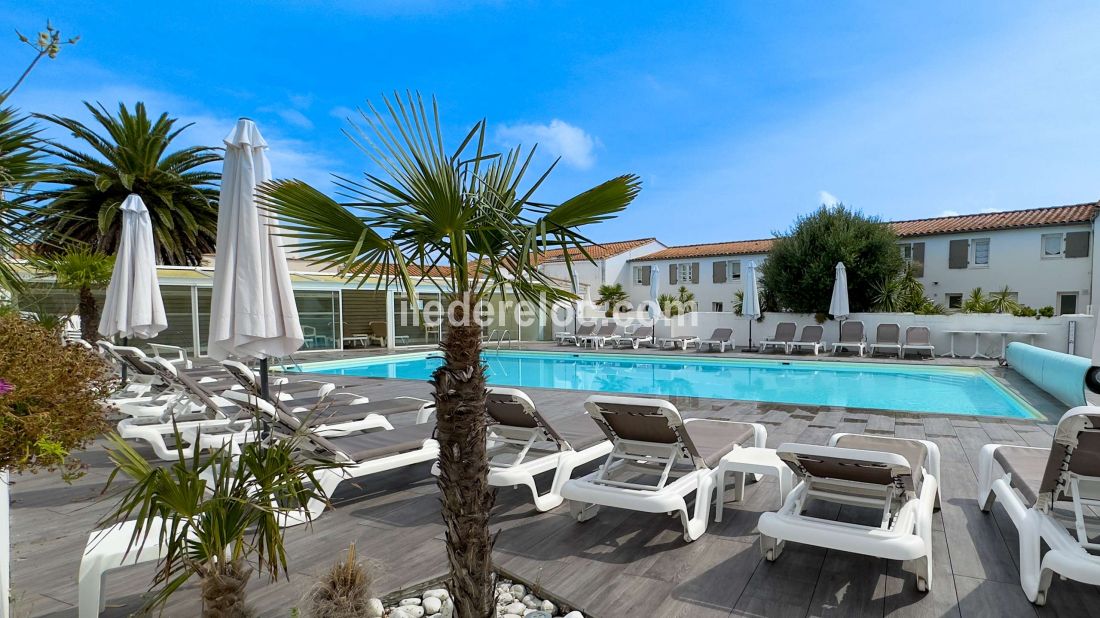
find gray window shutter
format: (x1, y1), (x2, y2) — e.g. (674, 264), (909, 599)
(690, 262), (700, 284)
(640, 265), (651, 286)
(712, 261), (726, 283)
(948, 239), (969, 269)
(669, 264), (677, 284)
(1065, 231), (1090, 258)
(911, 242), (925, 277)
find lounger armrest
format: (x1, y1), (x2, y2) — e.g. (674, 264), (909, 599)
(148, 343), (189, 366)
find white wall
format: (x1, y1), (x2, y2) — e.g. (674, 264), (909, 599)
(537, 240), (666, 296)
(910, 224), (1093, 312)
(663, 311), (1096, 358)
(625, 252), (769, 311)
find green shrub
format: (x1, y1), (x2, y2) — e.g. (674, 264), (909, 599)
(1011, 305), (1038, 317)
(1038, 305), (1055, 318)
(0, 312), (113, 477)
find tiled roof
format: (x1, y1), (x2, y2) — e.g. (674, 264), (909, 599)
(630, 203), (1099, 261)
(630, 239), (774, 261)
(888, 202), (1099, 237)
(537, 238), (659, 263)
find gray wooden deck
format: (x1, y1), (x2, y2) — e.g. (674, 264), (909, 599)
(10, 369), (1099, 617)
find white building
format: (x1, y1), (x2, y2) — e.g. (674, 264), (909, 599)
(623, 202), (1099, 315)
(535, 237), (666, 296)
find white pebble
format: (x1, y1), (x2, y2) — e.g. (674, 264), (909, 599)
(390, 608), (425, 618)
(497, 592), (514, 604)
(400, 597), (423, 605)
(501, 615), (522, 618)
(505, 601), (527, 615)
(423, 596), (442, 614)
(522, 596), (540, 609)
(563, 611), (584, 618)
(365, 597), (384, 618)
(510, 584), (526, 597)
(427, 615), (441, 618)
(423, 588), (450, 601)
(540, 600), (557, 614)
(440, 598), (454, 618)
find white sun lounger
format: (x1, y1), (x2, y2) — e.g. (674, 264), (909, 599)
(759, 322), (796, 353)
(759, 433), (941, 592)
(902, 326), (935, 359)
(579, 323), (618, 348)
(698, 328), (735, 353)
(608, 325), (654, 349)
(219, 390), (439, 525)
(557, 323), (596, 346)
(79, 518), (166, 618)
(869, 323), (902, 357)
(560, 394), (766, 541)
(831, 321), (866, 356)
(787, 324), (826, 355)
(657, 335), (700, 351)
(481, 387), (612, 511)
(977, 407), (1100, 604)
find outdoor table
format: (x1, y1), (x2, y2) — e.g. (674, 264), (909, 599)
(714, 447), (794, 520)
(993, 330), (1045, 358)
(944, 329), (994, 359)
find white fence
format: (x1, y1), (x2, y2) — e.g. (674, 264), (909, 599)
(570, 310), (1097, 359)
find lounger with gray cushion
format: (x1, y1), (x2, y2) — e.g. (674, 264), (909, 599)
(220, 360), (434, 433)
(608, 326), (654, 349)
(474, 387), (612, 511)
(579, 323), (618, 348)
(560, 394), (766, 541)
(869, 323), (902, 357)
(698, 328), (735, 353)
(759, 433), (941, 592)
(831, 321), (866, 356)
(787, 325), (826, 355)
(219, 390), (439, 524)
(759, 322), (797, 353)
(557, 323), (596, 346)
(657, 334), (701, 351)
(977, 407), (1100, 604)
(901, 326), (935, 359)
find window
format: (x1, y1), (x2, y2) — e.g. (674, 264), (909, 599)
(898, 241), (925, 276)
(677, 263), (693, 283)
(972, 238), (990, 267)
(632, 265), (646, 284)
(1042, 233), (1063, 258)
(946, 294), (963, 310)
(1042, 231), (1091, 259)
(1058, 292), (1078, 315)
(712, 302), (724, 312)
(728, 260), (741, 280)
(899, 243), (914, 263)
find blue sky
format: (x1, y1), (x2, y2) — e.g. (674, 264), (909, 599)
(4, 1), (1100, 246)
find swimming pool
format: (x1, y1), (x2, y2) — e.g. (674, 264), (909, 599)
(298, 350), (1040, 419)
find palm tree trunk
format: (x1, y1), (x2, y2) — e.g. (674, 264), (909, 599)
(201, 558), (253, 618)
(77, 284), (99, 341)
(430, 296), (494, 618)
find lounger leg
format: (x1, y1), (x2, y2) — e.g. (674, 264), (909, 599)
(976, 444), (999, 512)
(77, 554), (107, 617)
(760, 533), (785, 561)
(681, 474), (716, 541)
(1018, 512), (1050, 604)
(569, 500), (600, 522)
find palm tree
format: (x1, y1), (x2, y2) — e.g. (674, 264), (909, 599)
(963, 287), (993, 313)
(595, 283), (629, 317)
(102, 434), (332, 616)
(26, 102), (220, 265)
(677, 285), (696, 313)
(988, 285), (1021, 314)
(259, 93), (640, 617)
(39, 247), (114, 340)
(0, 108), (43, 292)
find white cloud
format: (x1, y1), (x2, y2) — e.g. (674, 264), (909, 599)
(496, 119), (597, 169)
(329, 105), (358, 121)
(939, 210), (961, 217)
(818, 190), (840, 206)
(980, 207), (1002, 214)
(287, 93), (313, 109)
(275, 108), (314, 130)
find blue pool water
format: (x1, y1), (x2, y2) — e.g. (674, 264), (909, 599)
(300, 351), (1038, 418)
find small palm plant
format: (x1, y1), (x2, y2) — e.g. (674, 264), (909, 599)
(963, 287), (993, 313)
(259, 92), (639, 617)
(676, 285), (696, 314)
(101, 433), (333, 617)
(0, 108), (43, 292)
(595, 283), (629, 317)
(26, 102), (221, 265)
(39, 247), (113, 341)
(988, 286), (1020, 314)
(658, 292), (679, 316)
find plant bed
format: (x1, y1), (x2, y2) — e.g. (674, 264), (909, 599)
(374, 568), (586, 618)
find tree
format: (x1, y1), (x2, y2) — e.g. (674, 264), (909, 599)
(595, 283), (628, 317)
(760, 204), (903, 313)
(39, 247), (113, 341)
(676, 285), (695, 313)
(26, 102), (220, 265)
(963, 287), (994, 313)
(259, 93), (640, 617)
(102, 434), (332, 617)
